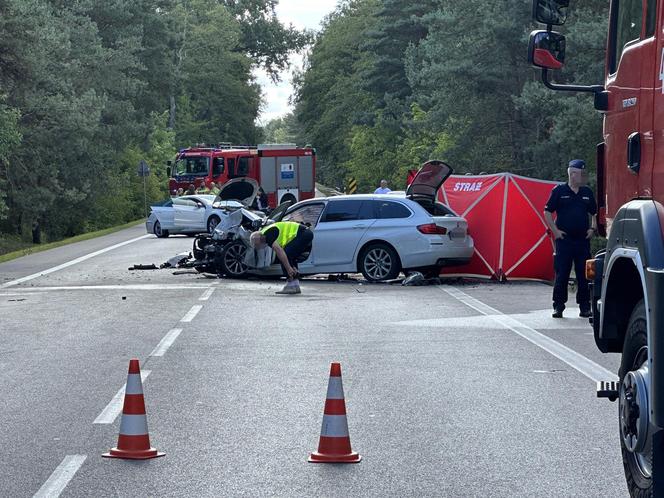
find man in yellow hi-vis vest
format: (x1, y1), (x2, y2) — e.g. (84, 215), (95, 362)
(249, 221), (314, 294)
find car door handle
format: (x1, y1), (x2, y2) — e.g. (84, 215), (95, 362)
(353, 224), (368, 228)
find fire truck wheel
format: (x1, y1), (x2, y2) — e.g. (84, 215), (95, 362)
(207, 216), (221, 233)
(619, 299), (659, 497)
(220, 240), (248, 278)
(154, 221), (169, 238)
(358, 243), (401, 282)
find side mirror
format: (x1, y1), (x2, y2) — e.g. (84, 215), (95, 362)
(166, 160), (172, 166)
(533, 0), (569, 25)
(528, 30), (565, 70)
(166, 167), (171, 177)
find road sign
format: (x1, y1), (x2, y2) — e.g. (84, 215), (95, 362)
(347, 177), (358, 194)
(137, 160), (150, 177)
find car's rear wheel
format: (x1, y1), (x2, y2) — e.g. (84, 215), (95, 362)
(358, 243), (400, 282)
(154, 221), (169, 238)
(207, 215), (221, 233)
(220, 240), (248, 278)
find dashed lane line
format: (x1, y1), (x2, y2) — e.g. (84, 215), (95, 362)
(180, 304), (203, 323)
(150, 329), (183, 357)
(1, 234), (150, 289)
(199, 287), (217, 301)
(93, 370), (151, 424)
(440, 286), (618, 383)
(33, 455), (86, 498)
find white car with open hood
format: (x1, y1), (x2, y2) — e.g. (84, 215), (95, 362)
(146, 178), (259, 237)
(205, 160), (474, 281)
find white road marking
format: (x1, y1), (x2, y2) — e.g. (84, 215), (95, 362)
(93, 370), (151, 424)
(393, 308), (591, 331)
(441, 286), (618, 383)
(0, 283), (214, 294)
(33, 454), (86, 498)
(1, 234), (150, 289)
(150, 329), (183, 357)
(199, 287), (216, 301)
(180, 304), (203, 323)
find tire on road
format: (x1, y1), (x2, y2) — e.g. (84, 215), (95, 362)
(219, 240), (249, 278)
(207, 215), (221, 233)
(619, 299), (660, 497)
(358, 243), (401, 282)
(154, 220), (169, 238)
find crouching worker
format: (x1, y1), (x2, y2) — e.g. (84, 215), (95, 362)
(249, 221), (313, 295)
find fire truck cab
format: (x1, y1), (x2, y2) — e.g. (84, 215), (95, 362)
(167, 143), (316, 208)
(528, 0), (664, 494)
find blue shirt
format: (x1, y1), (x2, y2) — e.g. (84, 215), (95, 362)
(545, 183), (597, 239)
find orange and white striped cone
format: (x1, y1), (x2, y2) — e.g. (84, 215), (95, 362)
(102, 359), (165, 460)
(308, 362), (361, 463)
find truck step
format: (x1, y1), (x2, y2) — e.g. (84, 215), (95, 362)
(596, 380), (620, 401)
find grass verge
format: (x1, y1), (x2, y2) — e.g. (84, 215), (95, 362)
(0, 219), (144, 264)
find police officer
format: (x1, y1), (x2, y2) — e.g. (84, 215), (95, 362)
(249, 221), (314, 295)
(544, 159), (598, 318)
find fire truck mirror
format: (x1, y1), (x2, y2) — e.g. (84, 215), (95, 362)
(533, 0), (568, 26)
(166, 167), (171, 177)
(528, 30), (565, 70)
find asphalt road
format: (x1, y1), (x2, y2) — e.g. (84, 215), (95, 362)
(0, 224), (628, 497)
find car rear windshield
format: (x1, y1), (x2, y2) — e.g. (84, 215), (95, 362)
(412, 197), (456, 216)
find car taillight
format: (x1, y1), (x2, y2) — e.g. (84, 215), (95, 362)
(417, 223), (447, 235)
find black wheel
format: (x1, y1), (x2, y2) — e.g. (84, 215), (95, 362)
(219, 240), (248, 278)
(154, 220), (169, 238)
(619, 299), (659, 497)
(358, 243), (401, 282)
(280, 193), (296, 205)
(207, 216), (221, 233)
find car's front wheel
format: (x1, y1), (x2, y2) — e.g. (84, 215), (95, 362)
(220, 240), (248, 278)
(358, 243), (401, 282)
(154, 220), (169, 238)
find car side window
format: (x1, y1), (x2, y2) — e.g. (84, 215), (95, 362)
(375, 200), (411, 219)
(283, 203), (325, 227)
(321, 200), (365, 222)
(173, 198), (196, 208)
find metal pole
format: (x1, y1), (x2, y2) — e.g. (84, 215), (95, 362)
(143, 174), (148, 218)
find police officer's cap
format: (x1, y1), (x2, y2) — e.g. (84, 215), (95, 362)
(568, 159), (586, 170)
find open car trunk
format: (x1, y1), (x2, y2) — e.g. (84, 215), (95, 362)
(407, 160), (467, 238)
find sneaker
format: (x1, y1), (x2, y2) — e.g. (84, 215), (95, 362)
(552, 309), (563, 318)
(275, 285), (301, 295)
(579, 309), (592, 318)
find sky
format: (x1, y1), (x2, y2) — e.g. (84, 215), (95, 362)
(254, 0), (339, 125)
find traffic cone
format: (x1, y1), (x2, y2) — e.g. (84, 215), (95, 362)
(102, 359), (165, 460)
(308, 362), (361, 463)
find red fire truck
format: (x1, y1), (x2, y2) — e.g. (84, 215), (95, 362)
(529, 0), (664, 494)
(167, 143), (316, 208)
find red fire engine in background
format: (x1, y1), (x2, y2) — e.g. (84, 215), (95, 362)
(167, 143), (316, 208)
(529, 0), (664, 494)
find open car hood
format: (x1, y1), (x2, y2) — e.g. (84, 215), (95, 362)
(213, 177), (259, 207)
(406, 160), (453, 201)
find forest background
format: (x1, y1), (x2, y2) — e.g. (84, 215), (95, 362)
(0, 0), (606, 251)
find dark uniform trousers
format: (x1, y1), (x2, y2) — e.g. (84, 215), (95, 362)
(282, 226), (314, 274)
(553, 237), (591, 311)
